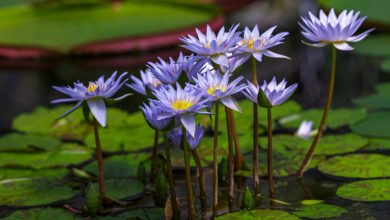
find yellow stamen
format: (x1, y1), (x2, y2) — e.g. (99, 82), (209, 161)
(207, 85), (226, 96)
(151, 80), (161, 88)
(239, 38), (255, 50)
(171, 99), (194, 111)
(87, 82), (98, 93)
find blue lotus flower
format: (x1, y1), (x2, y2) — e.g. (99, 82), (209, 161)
(151, 83), (211, 137)
(242, 77), (297, 107)
(192, 70), (246, 112)
(235, 25), (289, 63)
(52, 71), (129, 127)
(167, 125), (205, 149)
(180, 54), (209, 82)
(127, 69), (163, 96)
(180, 24), (241, 70)
(300, 9), (374, 51)
(140, 102), (173, 130)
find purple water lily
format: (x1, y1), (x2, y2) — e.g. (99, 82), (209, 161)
(52, 71), (129, 127)
(151, 83), (211, 137)
(127, 69), (162, 96)
(167, 125), (205, 149)
(140, 102), (173, 131)
(300, 9), (374, 51)
(193, 70), (246, 112)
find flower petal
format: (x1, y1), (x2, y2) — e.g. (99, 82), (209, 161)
(87, 98), (107, 127)
(58, 100), (83, 119)
(180, 113), (196, 137)
(220, 96), (241, 112)
(333, 42), (353, 51)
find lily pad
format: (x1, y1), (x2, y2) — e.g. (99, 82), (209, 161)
(293, 203), (347, 219)
(351, 111), (390, 138)
(354, 35), (390, 57)
(216, 209), (300, 220)
(365, 138), (390, 150)
(318, 154), (390, 179)
(102, 208), (164, 220)
(3, 208), (76, 220)
(0, 178), (76, 206)
(95, 178), (144, 200)
(336, 179), (390, 201)
(279, 108), (367, 129)
(353, 83), (390, 109)
(0, 133), (61, 152)
(316, 134), (369, 155)
(0, 168), (68, 181)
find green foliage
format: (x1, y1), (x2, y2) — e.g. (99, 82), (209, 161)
(154, 169), (167, 206)
(351, 111), (390, 138)
(315, 133), (369, 155)
(293, 204), (347, 219)
(241, 186), (253, 210)
(365, 138), (390, 150)
(300, 200), (324, 205)
(353, 83), (390, 109)
(336, 179), (390, 201)
(95, 178), (144, 200)
(137, 161), (146, 183)
(216, 209), (300, 220)
(318, 154), (390, 179)
(107, 208), (165, 220)
(381, 59), (390, 73)
(3, 208), (76, 220)
(0, 168), (68, 181)
(83, 182), (100, 215)
(0, 133), (61, 152)
(354, 35), (390, 57)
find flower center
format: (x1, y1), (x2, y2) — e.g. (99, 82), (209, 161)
(207, 85), (226, 96)
(171, 99), (194, 111)
(239, 38), (255, 50)
(151, 79), (162, 88)
(87, 82), (98, 93)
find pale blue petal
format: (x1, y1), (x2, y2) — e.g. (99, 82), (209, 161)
(87, 98), (107, 127)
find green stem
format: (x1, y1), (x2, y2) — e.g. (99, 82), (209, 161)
(163, 134), (180, 220)
(251, 57), (260, 198)
(92, 118), (105, 206)
(213, 102), (219, 218)
(296, 47), (337, 178)
(225, 107), (234, 206)
(267, 108), (275, 198)
(191, 149), (206, 213)
(182, 126), (196, 219)
(229, 111), (244, 171)
(150, 130), (160, 182)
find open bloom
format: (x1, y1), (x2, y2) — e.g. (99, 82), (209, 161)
(140, 102), (173, 130)
(52, 71), (128, 127)
(242, 77), (297, 108)
(127, 69), (162, 96)
(235, 25), (289, 63)
(180, 24), (241, 69)
(193, 70), (246, 112)
(295, 120), (315, 139)
(148, 55), (184, 85)
(151, 83), (211, 137)
(167, 125), (205, 149)
(300, 9), (374, 51)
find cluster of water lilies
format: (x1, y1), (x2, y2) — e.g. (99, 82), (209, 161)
(52, 8), (372, 219)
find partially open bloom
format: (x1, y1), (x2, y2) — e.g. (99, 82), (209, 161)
(243, 77), (297, 108)
(295, 120), (315, 139)
(151, 83), (210, 137)
(52, 71), (128, 127)
(193, 70), (246, 112)
(180, 25), (241, 69)
(300, 9), (374, 51)
(148, 55), (184, 85)
(127, 69), (162, 96)
(167, 125), (205, 149)
(140, 102), (173, 130)
(235, 25), (289, 63)
(180, 54), (209, 82)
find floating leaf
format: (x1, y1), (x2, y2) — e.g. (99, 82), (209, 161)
(353, 35), (390, 57)
(216, 209), (300, 220)
(351, 111), (390, 138)
(0, 178), (76, 206)
(336, 179), (390, 201)
(318, 154), (390, 179)
(0, 168), (68, 181)
(102, 208), (165, 220)
(315, 134), (369, 155)
(0, 133), (61, 152)
(365, 138), (390, 150)
(3, 208), (76, 220)
(353, 83), (390, 109)
(293, 204), (347, 219)
(95, 178), (144, 200)
(279, 108), (367, 129)
(300, 200), (324, 205)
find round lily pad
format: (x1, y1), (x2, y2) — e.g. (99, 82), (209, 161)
(365, 138), (390, 150)
(351, 111), (390, 138)
(102, 208), (164, 220)
(337, 179), (390, 201)
(353, 83), (390, 109)
(293, 204), (347, 219)
(354, 35), (390, 57)
(4, 208), (76, 220)
(279, 108), (367, 129)
(318, 154), (390, 179)
(316, 134), (369, 155)
(0, 133), (61, 152)
(0, 178), (77, 206)
(95, 178), (144, 200)
(0, 168), (68, 181)
(216, 209), (300, 220)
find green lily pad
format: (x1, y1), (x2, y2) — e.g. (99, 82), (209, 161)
(102, 208), (164, 220)
(83, 153), (149, 179)
(351, 111), (390, 138)
(95, 178), (144, 200)
(365, 138), (390, 150)
(316, 134), (369, 155)
(293, 203), (347, 219)
(0, 178), (76, 206)
(353, 83), (390, 109)
(3, 208), (76, 220)
(0, 168), (68, 181)
(354, 35), (390, 57)
(336, 179), (390, 201)
(318, 154), (390, 179)
(216, 209), (300, 220)
(381, 59), (390, 73)
(279, 108), (367, 129)
(0, 133), (61, 152)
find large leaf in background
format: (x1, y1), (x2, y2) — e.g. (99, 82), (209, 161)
(0, 178), (77, 206)
(279, 108), (367, 129)
(293, 203), (347, 219)
(95, 178), (144, 200)
(216, 209), (300, 220)
(354, 35), (390, 57)
(84, 153), (149, 179)
(381, 59), (390, 73)
(3, 208), (76, 220)
(0, 168), (68, 181)
(336, 179), (390, 201)
(0, 133), (61, 152)
(0, 143), (92, 169)
(353, 83), (390, 109)
(351, 111), (390, 138)
(318, 154), (390, 179)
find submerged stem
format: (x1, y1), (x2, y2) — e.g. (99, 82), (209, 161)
(296, 47), (337, 178)
(267, 108), (275, 198)
(225, 107), (234, 207)
(150, 130), (160, 182)
(93, 117), (105, 206)
(182, 127), (196, 220)
(213, 102), (219, 218)
(191, 149), (206, 213)
(163, 134), (180, 220)
(251, 57), (260, 198)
